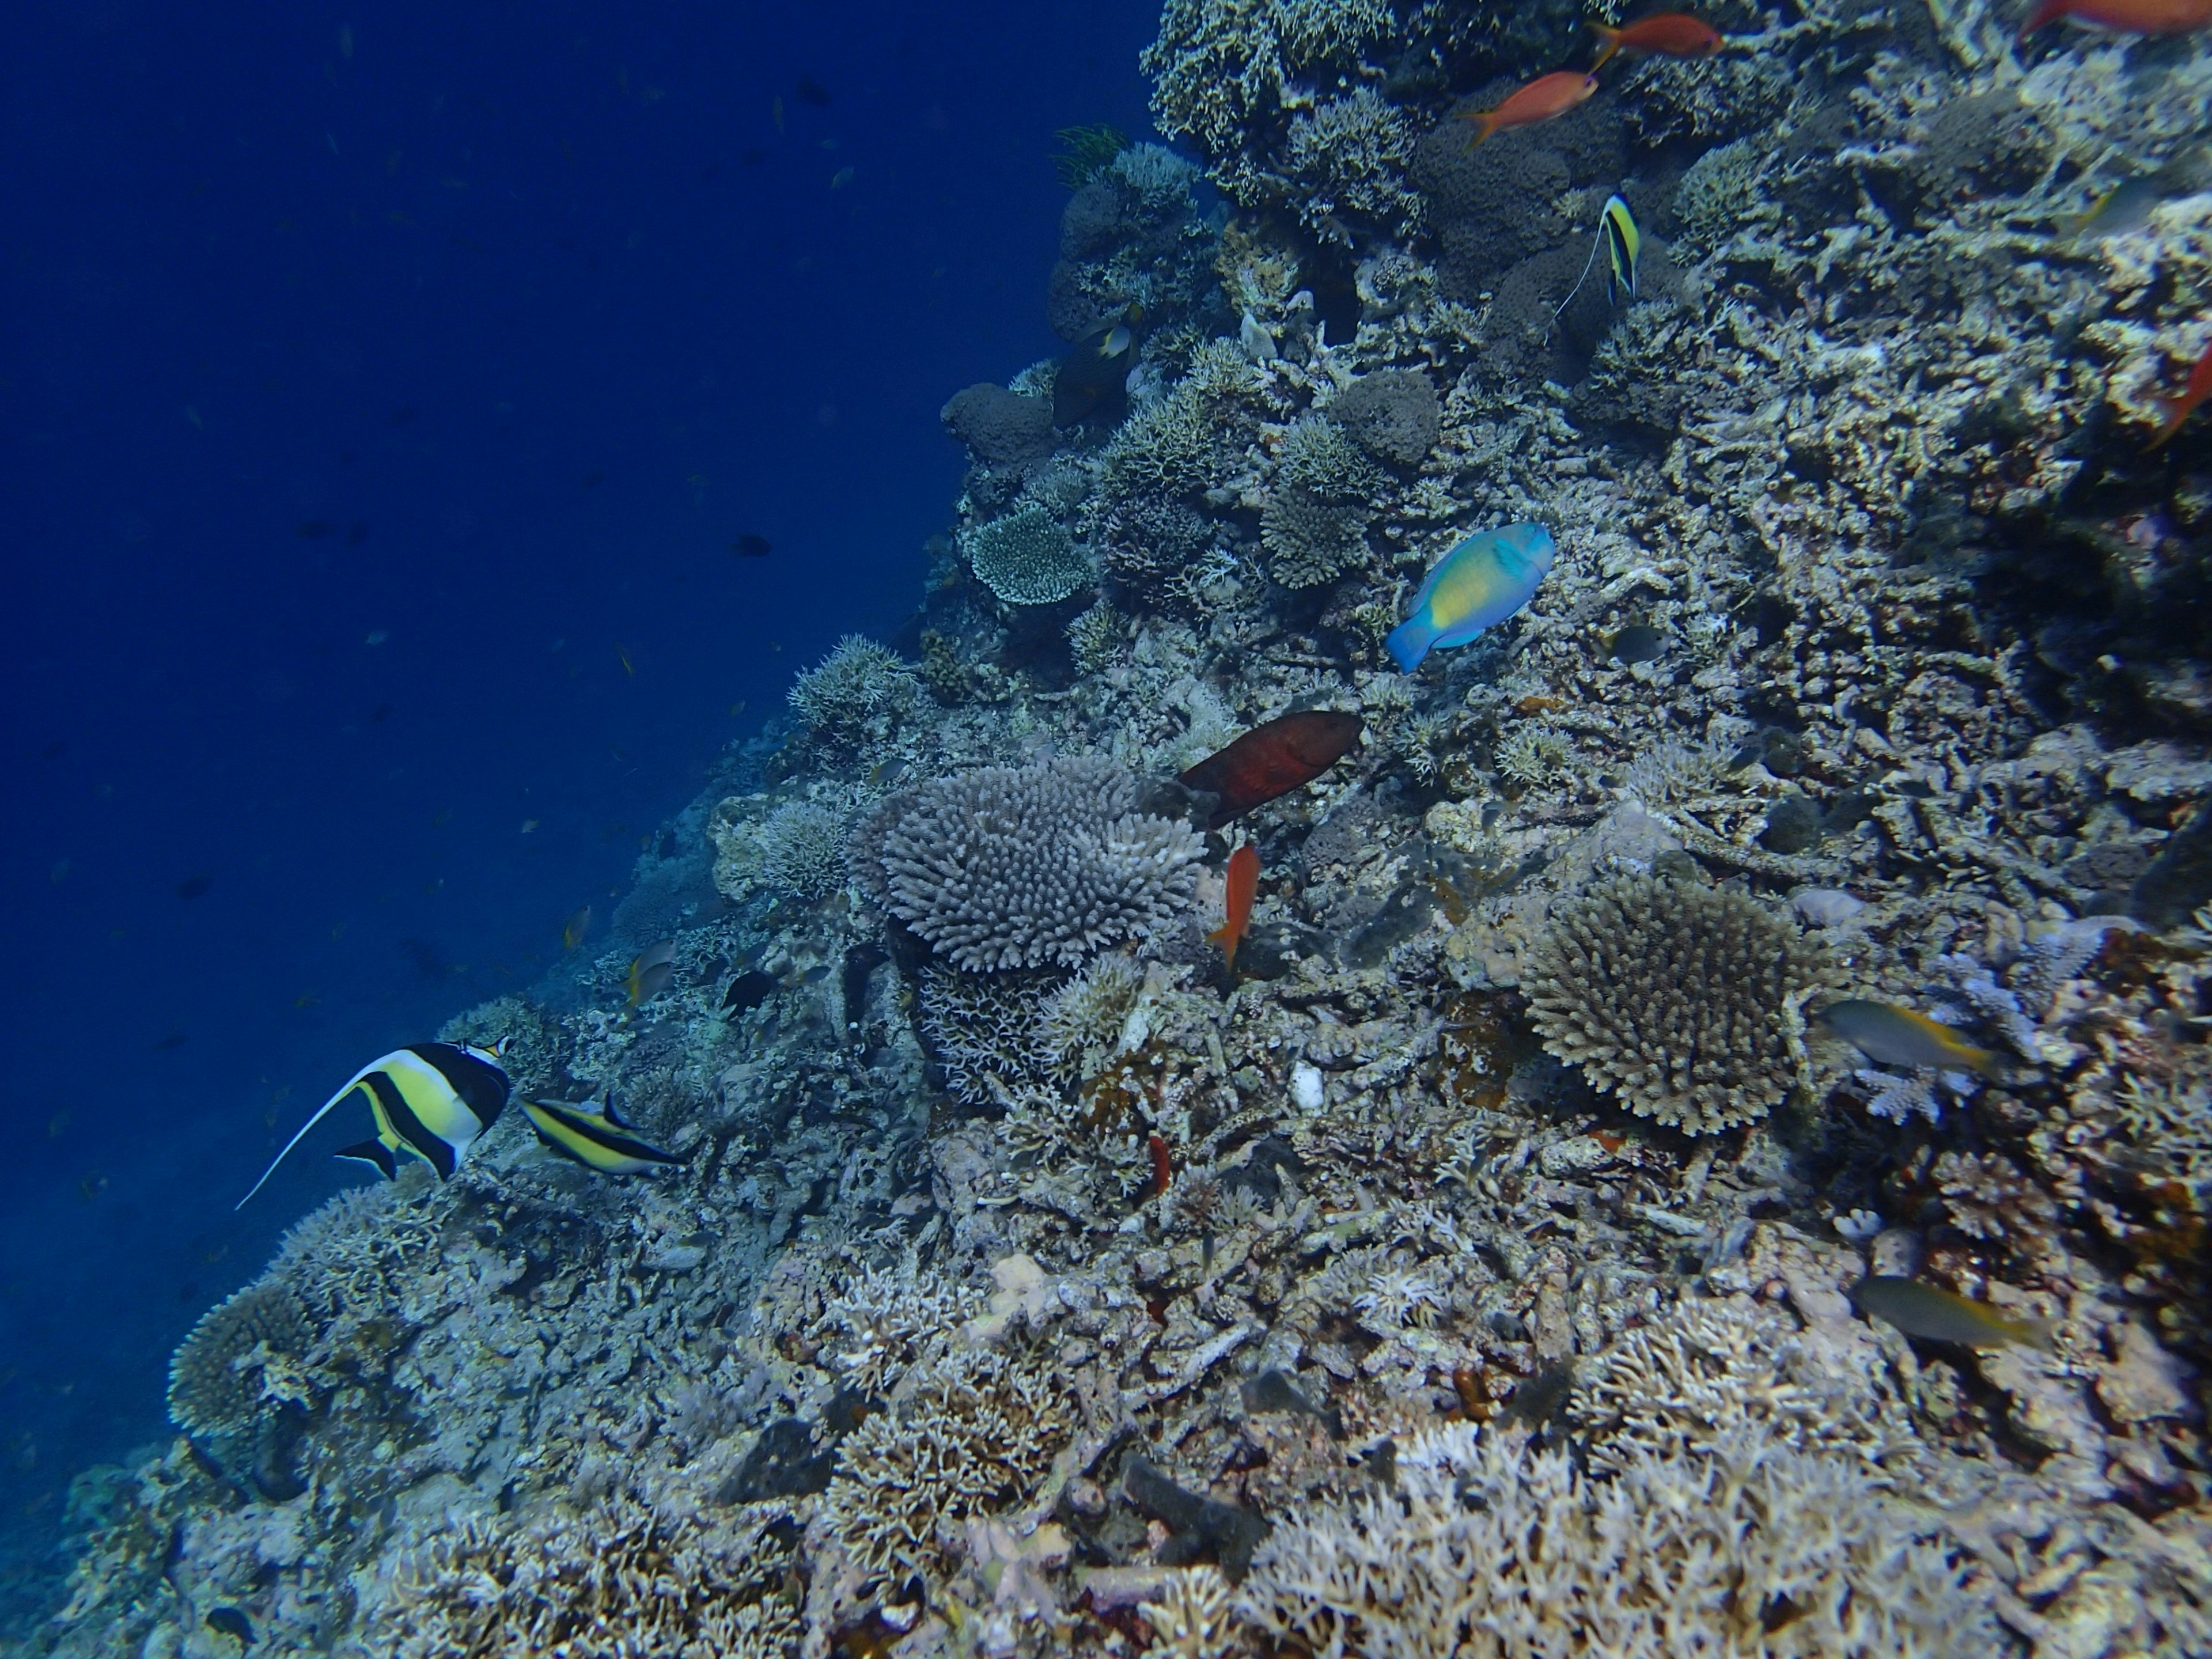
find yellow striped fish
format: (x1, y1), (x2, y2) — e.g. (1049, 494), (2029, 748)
(237, 1041), (509, 1206)
(522, 1092), (683, 1176)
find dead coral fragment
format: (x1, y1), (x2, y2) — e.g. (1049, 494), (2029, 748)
(1524, 874), (1825, 1135)
(167, 1281), (314, 1439)
(870, 757), (1204, 971)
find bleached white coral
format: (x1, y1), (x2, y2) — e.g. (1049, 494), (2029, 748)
(1038, 953), (1145, 1078)
(788, 635), (923, 747)
(1281, 85), (1423, 241)
(1237, 1421), (1999, 1658)
(1140, 1564), (1238, 1659)
(818, 1250), (984, 1397)
(1351, 1262), (1445, 1334)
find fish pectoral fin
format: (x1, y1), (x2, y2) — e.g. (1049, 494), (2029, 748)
(334, 1138), (398, 1179)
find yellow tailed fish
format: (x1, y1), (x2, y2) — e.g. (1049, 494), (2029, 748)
(522, 1092), (683, 1176)
(1815, 999), (2006, 1080)
(1850, 1277), (2054, 1351)
(628, 938), (677, 1005)
(236, 1041), (509, 1206)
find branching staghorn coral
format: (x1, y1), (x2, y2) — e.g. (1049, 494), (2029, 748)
(1236, 1421), (2000, 1658)
(868, 756), (1204, 971)
(1523, 874), (1827, 1135)
(788, 635), (924, 748)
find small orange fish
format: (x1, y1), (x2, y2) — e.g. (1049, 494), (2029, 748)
(1589, 12), (1725, 68)
(1458, 71), (1599, 148)
(2021, 0), (2212, 34)
(1211, 844), (1259, 973)
(2147, 338), (2212, 450)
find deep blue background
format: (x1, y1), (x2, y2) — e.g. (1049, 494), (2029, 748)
(0, 0), (1155, 1596)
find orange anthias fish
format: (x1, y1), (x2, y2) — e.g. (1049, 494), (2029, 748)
(1179, 711), (1363, 830)
(2147, 339), (2212, 450)
(1211, 844), (1259, 973)
(1458, 71), (1599, 148)
(1589, 12), (1725, 68)
(2021, 0), (2212, 33)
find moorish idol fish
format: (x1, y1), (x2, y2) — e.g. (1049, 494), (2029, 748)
(236, 1041), (510, 1207)
(522, 1092), (683, 1176)
(1600, 193), (1639, 305)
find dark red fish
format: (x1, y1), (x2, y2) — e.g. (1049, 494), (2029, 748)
(1179, 711), (1362, 830)
(1146, 1132), (1172, 1199)
(1589, 13), (1726, 69)
(2021, 0), (2212, 35)
(1211, 844), (1259, 974)
(2147, 338), (2212, 450)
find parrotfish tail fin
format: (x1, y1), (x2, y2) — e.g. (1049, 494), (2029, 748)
(1385, 619), (1434, 674)
(1588, 22), (1621, 70)
(2018, 0), (2067, 37)
(235, 1065), (377, 1209)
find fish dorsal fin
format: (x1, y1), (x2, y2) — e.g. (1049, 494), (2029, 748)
(599, 1088), (630, 1129)
(234, 1051), (393, 1209)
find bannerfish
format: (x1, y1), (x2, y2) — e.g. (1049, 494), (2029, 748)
(2021, 0), (2212, 34)
(1386, 523), (1556, 673)
(1179, 711), (1363, 830)
(1212, 844), (1259, 974)
(1589, 12), (1725, 67)
(1850, 1277), (2054, 1350)
(522, 1092), (683, 1176)
(629, 939), (677, 1005)
(1457, 71), (1599, 148)
(236, 1041), (510, 1206)
(2146, 338), (2212, 450)
(1814, 999), (2006, 1080)
(562, 904), (592, 950)
(1601, 193), (1639, 305)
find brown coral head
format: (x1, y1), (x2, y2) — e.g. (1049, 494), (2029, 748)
(1522, 874), (1827, 1136)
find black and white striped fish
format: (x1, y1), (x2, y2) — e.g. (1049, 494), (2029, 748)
(236, 1041), (510, 1207)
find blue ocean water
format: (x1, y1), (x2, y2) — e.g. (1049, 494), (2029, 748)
(0, 0), (1156, 1605)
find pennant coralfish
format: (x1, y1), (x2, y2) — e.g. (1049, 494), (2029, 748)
(1385, 524), (1556, 673)
(1211, 844), (1260, 974)
(236, 1041), (510, 1206)
(522, 1093), (683, 1176)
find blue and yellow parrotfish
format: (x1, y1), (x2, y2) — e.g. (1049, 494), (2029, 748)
(236, 1041), (510, 1206)
(522, 1092), (683, 1176)
(1385, 523), (1556, 673)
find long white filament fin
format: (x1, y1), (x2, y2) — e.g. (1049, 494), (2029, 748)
(234, 1055), (385, 1209)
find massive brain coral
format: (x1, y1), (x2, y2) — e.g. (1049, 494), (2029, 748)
(868, 756), (1204, 971)
(1522, 874), (1827, 1135)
